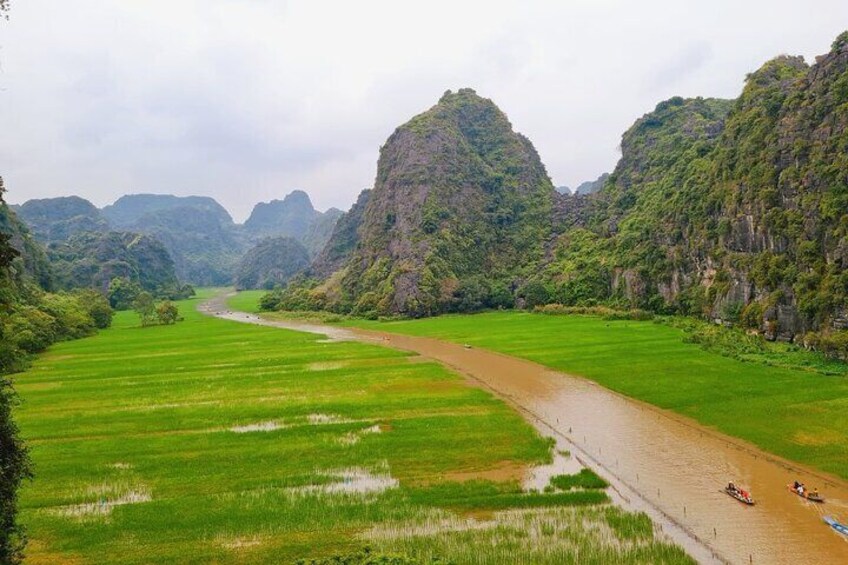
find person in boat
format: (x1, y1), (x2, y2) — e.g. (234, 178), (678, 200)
(793, 480), (801, 490)
(812, 487), (819, 498)
(727, 482), (736, 492)
(798, 484), (805, 496)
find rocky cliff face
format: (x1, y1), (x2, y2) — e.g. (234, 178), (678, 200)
(547, 32), (848, 342)
(243, 190), (341, 256)
(313, 88), (555, 316)
(309, 189), (370, 279)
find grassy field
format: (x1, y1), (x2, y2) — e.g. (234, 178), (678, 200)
(331, 311), (848, 481)
(15, 289), (689, 564)
(232, 292), (848, 482)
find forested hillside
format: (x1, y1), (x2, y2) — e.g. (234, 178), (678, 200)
(234, 236), (310, 290)
(545, 32), (848, 349)
(15, 196), (109, 243)
(47, 231), (180, 295)
(263, 33), (848, 355)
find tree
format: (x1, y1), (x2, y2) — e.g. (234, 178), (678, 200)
(0, 173), (33, 565)
(156, 301), (179, 325)
(75, 289), (114, 329)
(132, 292), (157, 326)
(108, 277), (142, 310)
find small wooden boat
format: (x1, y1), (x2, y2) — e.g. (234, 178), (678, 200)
(787, 483), (825, 503)
(724, 486), (755, 505)
(824, 516), (848, 536)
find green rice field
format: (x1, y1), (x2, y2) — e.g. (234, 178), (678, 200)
(15, 290), (689, 564)
(333, 310), (848, 481)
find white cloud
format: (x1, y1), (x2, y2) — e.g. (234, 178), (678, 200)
(1, 0), (846, 220)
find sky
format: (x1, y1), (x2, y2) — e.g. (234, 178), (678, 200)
(1, 1), (847, 222)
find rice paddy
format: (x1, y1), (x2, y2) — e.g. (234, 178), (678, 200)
(14, 290), (690, 564)
(328, 309), (848, 481)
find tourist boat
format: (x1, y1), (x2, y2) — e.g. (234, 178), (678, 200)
(724, 486), (755, 505)
(824, 516), (848, 536)
(787, 483), (825, 503)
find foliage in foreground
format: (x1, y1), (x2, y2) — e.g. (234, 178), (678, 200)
(296, 546), (448, 565)
(1, 178), (119, 563)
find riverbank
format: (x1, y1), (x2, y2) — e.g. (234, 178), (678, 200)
(229, 290), (848, 563)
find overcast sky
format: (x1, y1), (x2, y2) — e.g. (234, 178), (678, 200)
(1, 1), (847, 221)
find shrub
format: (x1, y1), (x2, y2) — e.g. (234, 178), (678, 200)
(550, 469), (609, 490)
(133, 292), (157, 327)
(156, 301), (179, 325)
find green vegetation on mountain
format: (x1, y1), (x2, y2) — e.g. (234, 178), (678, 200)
(243, 190), (341, 256)
(0, 198), (53, 293)
(261, 33), (848, 361)
(269, 89), (555, 317)
(15, 196), (109, 243)
(235, 236), (311, 290)
(102, 194), (233, 228)
(47, 231), (180, 294)
(539, 36), (848, 354)
(244, 190), (318, 238)
(131, 205), (242, 286)
(100, 194), (241, 285)
(14, 195), (191, 301)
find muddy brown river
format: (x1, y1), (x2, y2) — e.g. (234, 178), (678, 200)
(201, 295), (848, 564)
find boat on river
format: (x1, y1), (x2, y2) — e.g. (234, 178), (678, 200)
(724, 484), (755, 505)
(787, 483), (825, 503)
(824, 516), (848, 536)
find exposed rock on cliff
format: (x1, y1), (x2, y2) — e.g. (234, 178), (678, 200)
(318, 88), (556, 316)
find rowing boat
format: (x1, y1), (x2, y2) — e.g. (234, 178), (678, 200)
(787, 483), (825, 503)
(824, 516), (848, 536)
(724, 487), (755, 505)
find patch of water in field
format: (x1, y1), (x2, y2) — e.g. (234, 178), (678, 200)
(290, 467), (399, 496)
(522, 447), (582, 492)
(229, 420), (286, 433)
(204, 294), (848, 564)
(49, 489), (152, 519)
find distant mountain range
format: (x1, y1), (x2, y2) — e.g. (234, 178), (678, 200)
(15, 190), (343, 288)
